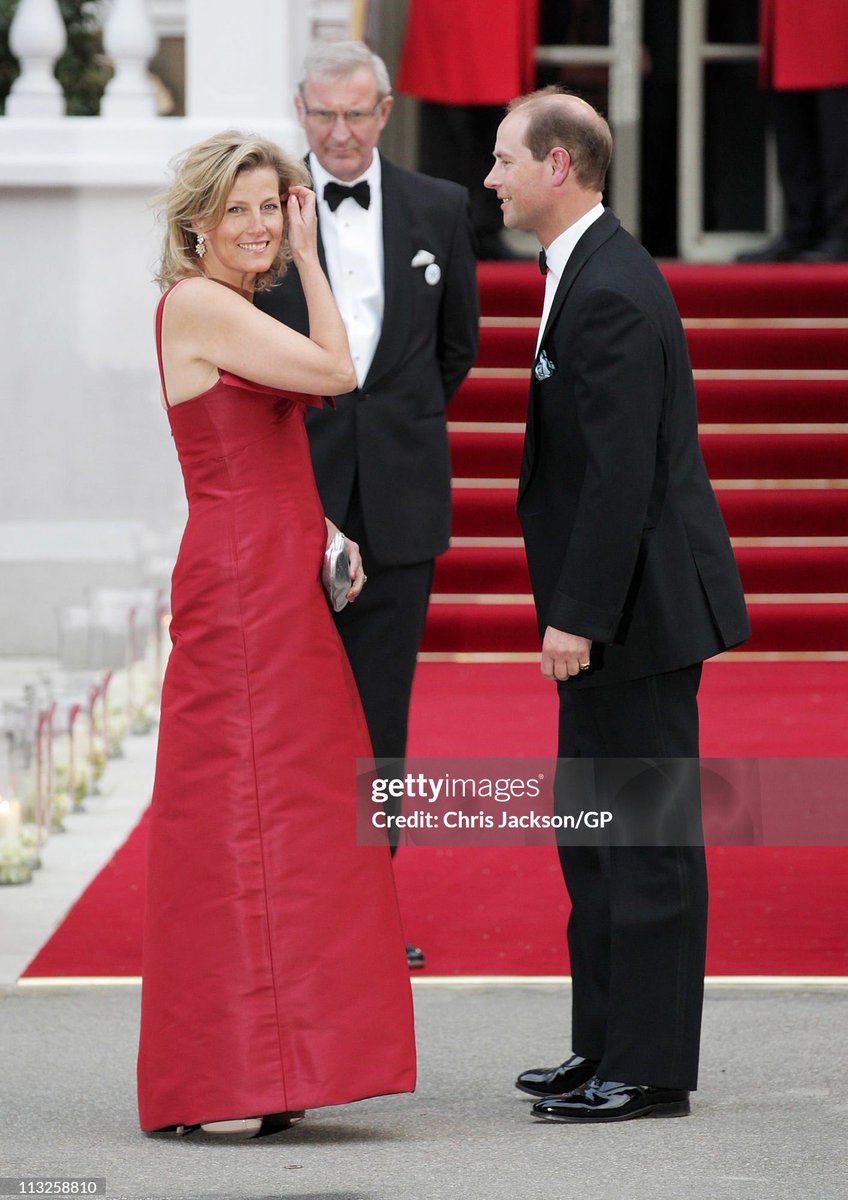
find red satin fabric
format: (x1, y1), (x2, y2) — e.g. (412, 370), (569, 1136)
(137, 288), (415, 1131)
(760, 0), (848, 90)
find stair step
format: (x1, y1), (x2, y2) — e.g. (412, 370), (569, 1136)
(694, 379), (848, 423)
(663, 263), (848, 319)
(451, 486), (848, 539)
(449, 430), (848, 480)
(476, 261), (848, 319)
(699, 434), (848, 478)
(452, 488), (521, 537)
(475, 324), (848, 371)
(449, 262), (848, 656)
(687, 328), (848, 370)
(452, 377), (529, 423)
(433, 545), (848, 596)
(421, 601), (848, 654)
(451, 377), (848, 425)
(716, 489), (848, 536)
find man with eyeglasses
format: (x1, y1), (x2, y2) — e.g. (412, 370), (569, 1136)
(256, 42), (479, 971)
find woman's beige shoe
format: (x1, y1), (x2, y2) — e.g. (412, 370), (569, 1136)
(171, 1110), (306, 1139)
(199, 1117), (263, 1139)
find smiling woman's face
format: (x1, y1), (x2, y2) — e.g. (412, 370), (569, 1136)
(195, 167), (284, 287)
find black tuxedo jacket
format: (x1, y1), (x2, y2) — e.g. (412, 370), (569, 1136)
(519, 209), (750, 686)
(255, 157), (479, 566)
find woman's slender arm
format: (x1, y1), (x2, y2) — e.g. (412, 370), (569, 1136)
(163, 188), (356, 398)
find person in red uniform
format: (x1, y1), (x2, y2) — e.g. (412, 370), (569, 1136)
(397, 0), (539, 258)
(738, 0), (848, 261)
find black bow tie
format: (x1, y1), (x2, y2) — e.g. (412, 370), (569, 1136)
(324, 180), (371, 212)
(538, 249), (548, 276)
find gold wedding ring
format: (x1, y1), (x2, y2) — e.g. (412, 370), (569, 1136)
(578, 662), (591, 670)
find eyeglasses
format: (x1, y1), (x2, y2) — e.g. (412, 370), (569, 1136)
(301, 101), (385, 127)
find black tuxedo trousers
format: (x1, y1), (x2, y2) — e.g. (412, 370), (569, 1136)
(557, 665), (706, 1090)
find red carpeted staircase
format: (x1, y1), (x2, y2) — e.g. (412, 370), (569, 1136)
(422, 262), (848, 658)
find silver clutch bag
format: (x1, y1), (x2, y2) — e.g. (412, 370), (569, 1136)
(322, 530), (351, 612)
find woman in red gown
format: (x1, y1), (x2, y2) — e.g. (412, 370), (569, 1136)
(137, 131), (416, 1138)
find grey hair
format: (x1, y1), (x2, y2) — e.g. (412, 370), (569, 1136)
(299, 40), (392, 99)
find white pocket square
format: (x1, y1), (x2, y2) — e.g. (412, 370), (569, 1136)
(411, 249), (436, 267)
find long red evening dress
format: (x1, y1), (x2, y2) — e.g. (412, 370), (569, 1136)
(137, 282), (416, 1131)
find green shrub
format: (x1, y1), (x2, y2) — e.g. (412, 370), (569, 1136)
(0, 0), (111, 115)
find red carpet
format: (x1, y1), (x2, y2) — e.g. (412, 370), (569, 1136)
(477, 323), (848, 369)
(452, 377), (848, 425)
(447, 429), (848, 482)
(22, 263), (848, 978)
(476, 260), (848, 317)
(22, 661), (848, 979)
(452, 486), (848, 539)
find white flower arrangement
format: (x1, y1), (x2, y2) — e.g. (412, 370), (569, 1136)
(0, 837), (33, 885)
(18, 822), (44, 867)
(130, 701), (156, 736)
(51, 790), (71, 832)
(108, 710), (127, 758)
(54, 764), (88, 811)
(90, 738), (107, 782)
(0, 821), (43, 882)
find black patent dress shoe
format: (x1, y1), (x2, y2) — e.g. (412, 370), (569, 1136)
(532, 1077), (690, 1122)
(406, 943), (425, 969)
(796, 237), (848, 262)
(515, 1053), (599, 1097)
(735, 235), (816, 263)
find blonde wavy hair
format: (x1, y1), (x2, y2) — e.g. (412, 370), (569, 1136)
(155, 130), (311, 293)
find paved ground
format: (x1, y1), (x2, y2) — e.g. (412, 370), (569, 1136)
(1, 980), (847, 1200)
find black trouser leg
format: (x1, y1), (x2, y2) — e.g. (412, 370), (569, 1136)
(817, 87), (848, 240)
(556, 665), (707, 1090)
(333, 492), (434, 853)
(772, 90), (826, 244)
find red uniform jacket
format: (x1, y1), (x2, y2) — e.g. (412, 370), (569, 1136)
(761, 0), (848, 90)
(397, 0), (539, 105)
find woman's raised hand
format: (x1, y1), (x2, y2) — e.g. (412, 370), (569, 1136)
(285, 186), (319, 264)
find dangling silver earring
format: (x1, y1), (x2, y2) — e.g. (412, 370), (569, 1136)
(195, 233), (206, 259)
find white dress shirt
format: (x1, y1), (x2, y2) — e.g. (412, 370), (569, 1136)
(536, 202), (606, 354)
(309, 150), (384, 388)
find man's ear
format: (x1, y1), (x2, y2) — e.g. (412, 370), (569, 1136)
(376, 94), (394, 132)
(293, 91), (306, 127)
(550, 147), (571, 186)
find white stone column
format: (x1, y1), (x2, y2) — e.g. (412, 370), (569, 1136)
(185, 0), (308, 125)
(6, 0), (67, 118)
(100, 0), (160, 118)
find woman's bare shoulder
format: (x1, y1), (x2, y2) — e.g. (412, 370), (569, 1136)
(163, 276), (246, 321)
